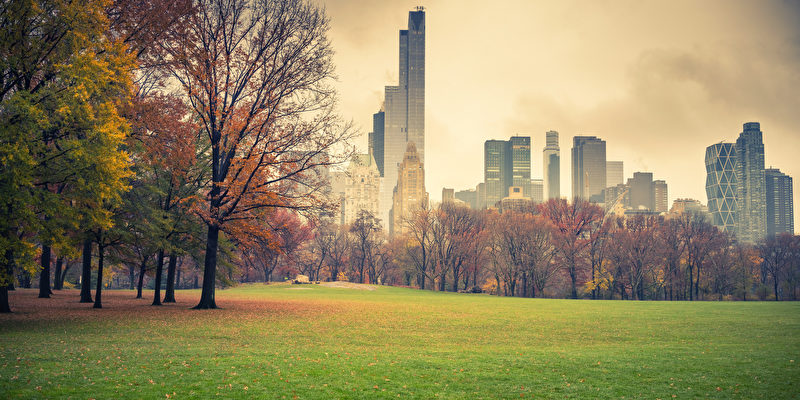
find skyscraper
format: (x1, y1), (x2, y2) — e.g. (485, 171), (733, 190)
(371, 110), (385, 177)
(765, 168), (794, 236)
(510, 136), (531, 198)
(705, 142), (738, 234)
(606, 161), (624, 187)
(543, 131), (560, 200)
(379, 8), (425, 225)
(653, 180), (668, 213)
(735, 122), (767, 242)
(484, 140), (510, 208)
(484, 136), (532, 208)
(628, 172), (654, 211)
(391, 142), (428, 235)
(572, 136), (606, 201)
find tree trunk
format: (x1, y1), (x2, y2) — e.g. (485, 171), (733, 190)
(38, 244), (52, 298)
(79, 239), (93, 303)
(128, 264), (135, 290)
(93, 245), (105, 309)
(688, 264), (694, 301)
(194, 225), (219, 309)
(176, 267), (181, 290)
(1, 251), (13, 313)
(774, 274), (780, 301)
(569, 264), (578, 299)
(163, 253), (177, 303)
(53, 257), (64, 290)
(136, 257), (147, 299)
(152, 249), (164, 306)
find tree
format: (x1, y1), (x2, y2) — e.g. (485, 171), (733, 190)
(539, 198), (603, 299)
(349, 211), (382, 284)
(682, 213), (721, 300)
(1, 0), (133, 312)
(162, 0), (352, 309)
(658, 217), (686, 300)
(404, 203), (434, 289)
(758, 233), (795, 301)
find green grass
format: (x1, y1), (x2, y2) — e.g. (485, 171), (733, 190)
(1, 284), (799, 399)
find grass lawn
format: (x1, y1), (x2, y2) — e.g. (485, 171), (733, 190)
(1, 283), (798, 399)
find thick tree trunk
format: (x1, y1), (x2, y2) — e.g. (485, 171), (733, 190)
(93, 246), (105, 309)
(53, 257), (63, 290)
(194, 225), (219, 309)
(136, 257), (147, 299)
(152, 249), (164, 306)
(79, 239), (93, 303)
(569, 265), (578, 299)
(38, 244), (52, 298)
(163, 253), (177, 303)
(688, 265), (694, 301)
(176, 267), (181, 290)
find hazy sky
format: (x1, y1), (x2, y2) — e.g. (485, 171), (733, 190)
(323, 0), (800, 228)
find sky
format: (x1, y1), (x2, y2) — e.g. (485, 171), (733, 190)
(322, 0), (800, 228)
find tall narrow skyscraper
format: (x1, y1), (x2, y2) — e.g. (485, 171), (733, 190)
(543, 131), (560, 200)
(510, 136), (531, 198)
(572, 136), (607, 201)
(765, 168), (794, 236)
(735, 122), (767, 242)
(391, 142), (428, 235)
(653, 180), (668, 213)
(371, 110), (385, 177)
(705, 142), (738, 234)
(379, 8), (425, 225)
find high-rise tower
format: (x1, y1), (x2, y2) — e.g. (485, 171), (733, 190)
(765, 168), (794, 236)
(379, 8), (425, 225)
(735, 122), (767, 242)
(510, 136), (531, 198)
(543, 131), (560, 200)
(705, 142), (738, 234)
(572, 136), (607, 201)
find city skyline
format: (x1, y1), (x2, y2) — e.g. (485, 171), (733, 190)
(324, 0), (800, 228)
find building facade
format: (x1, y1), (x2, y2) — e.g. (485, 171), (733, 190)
(543, 131), (560, 200)
(765, 168), (794, 236)
(628, 172), (654, 211)
(653, 180), (668, 213)
(379, 9), (425, 226)
(572, 136), (607, 201)
(391, 142), (428, 235)
(735, 122), (767, 242)
(705, 142), (738, 234)
(606, 161), (624, 188)
(342, 154), (381, 225)
(531, 179), (543, 204)
(484, 140), (509, 208)
(455, 189), (477, 209)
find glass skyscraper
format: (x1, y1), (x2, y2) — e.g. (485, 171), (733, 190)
(484, 140), (509, 208)
(510, 136), (531, 198)
(705, 142), (738, 234)
(543, 131), (560, 200)
(735, 122), (767, 242)
(379, 8), (425, 225)
(571, 136), (606, 201)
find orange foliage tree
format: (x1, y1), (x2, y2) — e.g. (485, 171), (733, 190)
(163, 0), (353, 308)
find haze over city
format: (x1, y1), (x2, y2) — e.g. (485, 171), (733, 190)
(325, 0), (800, 227)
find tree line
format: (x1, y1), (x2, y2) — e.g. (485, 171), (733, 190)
(0, 0), (353, 312)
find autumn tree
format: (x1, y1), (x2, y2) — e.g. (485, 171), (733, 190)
(163, 0), (352, 309)
(404, 203), (434, 289)
(1, 0), (133, 312)
(758, 233), (796, 301)
(539, 198), (603, 299)
(349, 211), (382, 284)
